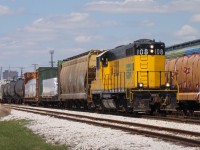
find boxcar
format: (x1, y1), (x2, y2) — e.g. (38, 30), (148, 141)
(24, 67), (57, 105)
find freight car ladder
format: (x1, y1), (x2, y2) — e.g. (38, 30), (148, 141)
(139, 55), (148, 87)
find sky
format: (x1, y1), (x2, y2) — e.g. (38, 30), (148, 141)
(0, 0), (200, 74)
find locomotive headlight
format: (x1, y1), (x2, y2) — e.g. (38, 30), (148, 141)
(165, 82), (170, 88)
(138, 83), (143, 88)
(150, 45), (154, 49)
(150, 49), (154, 53)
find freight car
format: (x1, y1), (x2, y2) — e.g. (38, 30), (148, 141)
(0, 80), (9, 103)
(14, 78), (24, 104)
(165, 39), (200, 114)
(0, 78), (24, 104)
(91, 39), (177, 113)
(58, 50), (101, 108)
(24, 67), (58, 105)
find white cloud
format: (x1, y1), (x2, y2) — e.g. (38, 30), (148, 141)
(175, 25), (199, 42)
(0, 11), (114, 50)
(176, 25), (198, 36)
(85, 0), (200, 14)
(191, 14), (200, 22)
(24, 12), (93, 35)
(0, 11), (107, 68)
(170, 0), (200, 12)
(86, 0), (167, 13)
(0, 5), (12, 15)
(141, 20), (155, 27)
(74, 35), (102, 43)
(0, 12), (92, 48)
(0, 5), (24, 15)
(74, 35), (92, 43)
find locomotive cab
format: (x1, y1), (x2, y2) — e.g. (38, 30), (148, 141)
(132, 39), (178, 112)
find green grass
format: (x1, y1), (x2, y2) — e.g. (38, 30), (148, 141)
(0, 120), (67, 150)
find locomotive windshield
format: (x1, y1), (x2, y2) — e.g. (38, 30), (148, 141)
(134, 40), (165, 55)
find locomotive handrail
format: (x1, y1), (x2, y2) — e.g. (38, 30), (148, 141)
(171, 75), (179, 101)
(136, 71), (174, 89)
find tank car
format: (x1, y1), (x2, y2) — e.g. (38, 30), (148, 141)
(24, 67), (57, 105)
(14, 78), (24, 104)
(166, 40), (200, 114)
(7, 81), (16, 103)
(0, 80), (8, 103)
(58, 50), (101, 108)
(91, 39), (177, 113)
(2, 82), (11, 103)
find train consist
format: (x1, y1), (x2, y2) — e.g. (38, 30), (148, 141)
(165, 39), (200, 113)
(0, 39), (179, 113)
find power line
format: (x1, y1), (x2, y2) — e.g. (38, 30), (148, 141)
(32, 64), (38, 71)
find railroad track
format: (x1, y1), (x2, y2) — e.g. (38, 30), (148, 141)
(142, 115), (200, 125)
(9, 105), (200, 147)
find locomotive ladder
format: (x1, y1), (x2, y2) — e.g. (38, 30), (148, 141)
(139, 55), (148, 87)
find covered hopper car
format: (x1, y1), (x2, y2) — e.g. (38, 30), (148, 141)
(58, 50), (101, 108)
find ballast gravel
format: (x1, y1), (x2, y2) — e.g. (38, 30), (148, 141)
(1, 109), (199, 150)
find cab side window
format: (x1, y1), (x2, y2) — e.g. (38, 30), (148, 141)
(102, 57), (108, 67)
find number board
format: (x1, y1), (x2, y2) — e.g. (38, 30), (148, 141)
(136, 48), (164, 55)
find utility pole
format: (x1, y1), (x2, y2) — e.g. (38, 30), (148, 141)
(49, 50), (55, 67)
(8, 65), (11, 80)
(20, 67), (24, 78)
(32, 64), (38, 71)
(0, 66), (2, 80)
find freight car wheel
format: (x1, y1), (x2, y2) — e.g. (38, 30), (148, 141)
(189, 109), (194, 115)
(150, 106), (155, 115)
(183, 108), (188, 115)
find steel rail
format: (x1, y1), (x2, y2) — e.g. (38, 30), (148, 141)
(11, 105), (200, 147)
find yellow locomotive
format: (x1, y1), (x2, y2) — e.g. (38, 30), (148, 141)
(91, 39), (178, 112)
